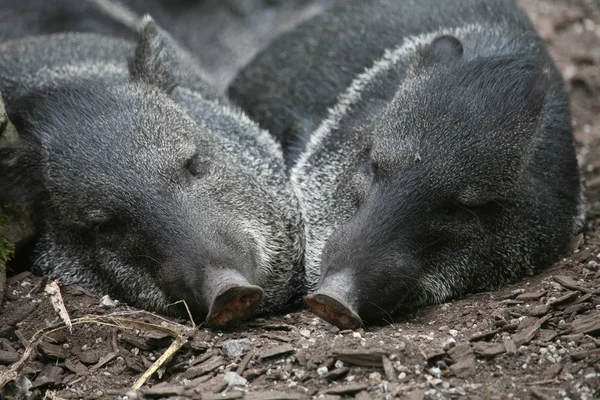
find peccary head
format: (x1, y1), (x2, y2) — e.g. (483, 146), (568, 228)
(0, 19), (304, 326)
(303, 35), (581, 328)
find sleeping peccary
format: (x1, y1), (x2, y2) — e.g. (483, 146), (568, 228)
(0, 18), (304, 326)
(229, 0), (585, 328)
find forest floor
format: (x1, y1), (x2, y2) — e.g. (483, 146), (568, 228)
(0, 0), (599, 399)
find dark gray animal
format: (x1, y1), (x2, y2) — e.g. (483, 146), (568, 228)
(229, 0), (584, 328)
(0, 0), (338, 92)
(0, 18), (304, 326)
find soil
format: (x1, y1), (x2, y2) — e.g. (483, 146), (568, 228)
(1, 0), (600, 399)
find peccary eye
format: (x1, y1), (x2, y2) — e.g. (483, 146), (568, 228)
(94, 218), (126, 236)
(438, 200), (498, 220)
(185, 152), (204, 177)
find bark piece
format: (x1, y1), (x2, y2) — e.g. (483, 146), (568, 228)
(323, 384), (369, 395)
(259, 344), (295, 360)
(38, 341), (69, 360)
(183, 356), (225, 379)
(469, 329), (499, 342)
(553, 275), (596, 294)
(323, 367), (350, 382)
(516, 291), (548, 301)
(331, 348), (387, 368)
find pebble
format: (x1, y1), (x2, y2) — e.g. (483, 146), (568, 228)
(317, 366), (329, 377)
(449, 329), (459, 337)
(368, 372), (382, 383)
(222, 339), (252, 358)
(334, 360), (344, 369)
(398, 372), (407, 380)
(429, 367), (442, 378)
(223, 371), (247, 387)
(99, 295), (118, 308)
(443, 337), (456, 350)
(299, 329), (311, 339)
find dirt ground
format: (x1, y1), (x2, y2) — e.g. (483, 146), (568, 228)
(1, 0), (599, 399)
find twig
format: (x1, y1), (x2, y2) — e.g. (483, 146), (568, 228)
(0, 315), (193, 389)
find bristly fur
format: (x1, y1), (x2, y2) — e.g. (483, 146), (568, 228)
(229, 0), (583, 323)
(0, 18), (304, 320)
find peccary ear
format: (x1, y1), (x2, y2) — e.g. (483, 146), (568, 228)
(422, 35), (464, 67)
(129, 15), (181, 92)
(0, 143), (43, 204)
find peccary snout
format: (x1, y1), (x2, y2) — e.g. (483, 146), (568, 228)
(0, 18), (304, 326)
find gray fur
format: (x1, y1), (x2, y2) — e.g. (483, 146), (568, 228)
(230, 0), (583, 324)
(0, 19), (304, 321)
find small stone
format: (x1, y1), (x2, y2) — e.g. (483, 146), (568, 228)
(223, 372), (247, 387)
(443, 337), (456, 350)
(99, 295), (118, 308)
(317, 366), (329, 377)
(299, 329), (311, 338)
(368, 372), (382, 383)
(449, 329), (459, 337)
(398, 372), (407, 380)
(429, 367), (442, 378)
(222, 339), (252, 359)
(334, 360), (344, 369)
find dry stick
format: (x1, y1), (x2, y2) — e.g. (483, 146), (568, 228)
(170, 299), (197, 329)
(0, 315), (193, 389)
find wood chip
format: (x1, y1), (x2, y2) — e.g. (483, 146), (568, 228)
(89, 352), (117, 373)
(140, 384), (185, 398)
(569, 312), (600, 335)
(553, 275), (596, 294)
(355, 392), (373, 400)
(548, 291), (580, 307)
(323, 367), (350, 382)
(529, 305), (550, 317)
(516, 291), (548, 301)
(260, 333), (293, 343)
(424, 348), (446, 361)
(504, 340), (517, 354)
(122, 335), (152, 351)
(544, 363), (563, 378)
(514, 315), (552, 347)
(468, 329), (499, 342)
(44, 280), (72, 332)
(0, 350), (20, 365)
(236, 351), (254, 376)
(31, 365), (63, 389)
(331, 348), (387, 367)
(191, 375), (227, 394)
(323, 384), (369, 395)
(245, 391), (306, 400)
(38, 341), (69, 360)
(259, 344), (295, 360)
(570, 348), (600, 360)
(530, 388), (552, 400)
(145, 332), (172, 349)
(471, 342), (506, 357)
(447, 344), (476, 378)
(183, 356), (225, 379)
(64, 359), (88, 376)
(203, 392), (244, 400)
(382, 356), (396, 382)
(261, 324), (293, 331)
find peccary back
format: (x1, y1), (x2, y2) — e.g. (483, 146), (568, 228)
(0, 20), (304, 325)
(229, 0), (583, 328)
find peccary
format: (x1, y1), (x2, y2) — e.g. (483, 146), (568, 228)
(229, 0), (584, 328)
(0, 19), (304, 326)
(0, 0), (337, 93)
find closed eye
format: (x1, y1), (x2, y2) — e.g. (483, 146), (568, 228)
(186, 152), (204, 177)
